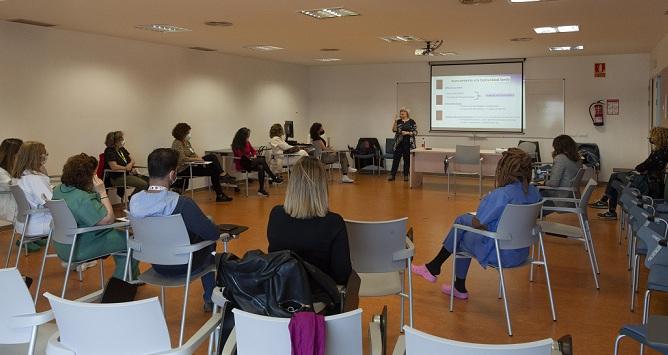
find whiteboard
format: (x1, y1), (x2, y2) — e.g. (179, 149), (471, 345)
(396, 79), (565, 139)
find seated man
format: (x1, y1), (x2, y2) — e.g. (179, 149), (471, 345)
(129, 148), (221, 312)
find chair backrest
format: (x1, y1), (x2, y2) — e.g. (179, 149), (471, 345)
(569, 167), (586, 198)
(0, 268), (36, 345)
(44, 293), (171, 355)
(385, 138), (395, 155)
(45, 199), (79, 245)
(96, 153), (106, 179)
(128, 214), (194, 265)
(518, 140), (541, 162)
(345, 217), (408, 273)
(637, 222), (668, 268)
(232, 308), (362, 355)
(10, 184), (33, 223)
(454, 145), (481, 165)
(578, 179), (598, 218)
(404, 326), (553, 355)
(494, 202), (544, 250)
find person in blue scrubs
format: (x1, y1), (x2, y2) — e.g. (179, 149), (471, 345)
(412, 148), (541, 300)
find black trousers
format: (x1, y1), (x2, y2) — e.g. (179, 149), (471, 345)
(176, 154), (224, 195)
(241, 157), (277, 191)
(390, 142), (411, 177)
(605, 171), (632, 211)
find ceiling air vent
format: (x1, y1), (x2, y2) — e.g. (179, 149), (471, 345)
(7, 18), (56, 27)
(460, 0), (493, 4)
(189, 46), (216, 52)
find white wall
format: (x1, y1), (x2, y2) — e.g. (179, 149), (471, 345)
(309, 54), (651, 179)
(0, 21), (310, 177)
(651, 33), (668, 76)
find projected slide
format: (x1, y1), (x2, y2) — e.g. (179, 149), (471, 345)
(430, 61), (524, 133)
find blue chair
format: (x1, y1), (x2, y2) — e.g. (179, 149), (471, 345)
(614, 320), (668, 355)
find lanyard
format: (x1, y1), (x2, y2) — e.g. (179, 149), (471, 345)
(117, 149), (128, 164)
(148, 185), (167, 191)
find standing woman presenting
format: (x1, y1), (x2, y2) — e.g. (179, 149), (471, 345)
(388, 108), (418, 181)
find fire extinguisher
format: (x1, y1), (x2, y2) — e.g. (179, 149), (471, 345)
(589, 100), (605, 126)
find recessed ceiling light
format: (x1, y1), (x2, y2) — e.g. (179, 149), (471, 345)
(534, 25), (579, 34)
(549, 45), (584, 51)
(380, 35), (424, 43)
(314, 58), (341, 62)
(510, 37), (533, 42)
(189, 46), (216, 52)
(136, 24), (191, 33)
(204, 21), (233, 27)
(299, 7), (359, 19)
(244, 45), (284, 52)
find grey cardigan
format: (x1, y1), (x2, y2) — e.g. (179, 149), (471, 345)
(546, 153), (582, 189)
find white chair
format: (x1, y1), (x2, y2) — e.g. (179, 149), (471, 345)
(394, 326), (553, 355)
(345, 217), (415, 331)
(224, 307), (363, 355)
(44, 293), (223, 355)
(538, 166), (586, 199)
(40, 200), (130, 303)
(446, 145), (483, 197)
(5, 185), (51, 268)
(538, 179), (600, 289)
(0, 268), (56, 355)
(450, 201), (556, 336)
(128, 214), (218, 346)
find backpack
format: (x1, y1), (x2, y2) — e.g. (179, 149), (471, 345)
(216, 250), (340, 318)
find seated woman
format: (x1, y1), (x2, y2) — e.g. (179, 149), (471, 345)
(541, 135), (582, 209)
(590, 127), (668, 219)
(0, 138), (22, 224)
(232, 127), (283, 197)
(171, 123), (233, 202)
(267, 156), (352, 285)
(103, 131), (149, 200)
(268, 123), (308, 175)
(52, 153), (138, 280)
(309, 122), (356, 184)
(411, 148), (541, 300)
(11, 141), (52, 252)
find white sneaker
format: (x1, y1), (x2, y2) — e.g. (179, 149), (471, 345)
(348, 167), (358, 173)
(341, 175), (355, 183)
(76, 260), (98, 272)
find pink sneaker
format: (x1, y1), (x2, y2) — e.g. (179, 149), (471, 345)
(441, 283), (469, 300)
(411, 264), (437, 283)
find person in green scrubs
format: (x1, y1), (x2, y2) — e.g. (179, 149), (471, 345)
(52, 153), (138, 280)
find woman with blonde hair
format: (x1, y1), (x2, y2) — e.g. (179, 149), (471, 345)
(388, 107), (417, 182)
(266, 156), (352, 284)
(268, 123), (308, 175)
(591, 126), (668, 219)
(412, 148), (541, 300)
(10, 141), (52, 251)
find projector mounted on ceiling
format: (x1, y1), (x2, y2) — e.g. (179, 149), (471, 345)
(415, 40), (444, 56)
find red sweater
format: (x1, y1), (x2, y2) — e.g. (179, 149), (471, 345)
(233, 142), (256, 170)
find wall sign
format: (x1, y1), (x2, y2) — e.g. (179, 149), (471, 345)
(606, 99), (619, 115)
(594, 63), (606, 78)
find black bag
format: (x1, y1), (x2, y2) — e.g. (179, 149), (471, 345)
(216, 250), (340, 318)
(101, 277), (138, 303)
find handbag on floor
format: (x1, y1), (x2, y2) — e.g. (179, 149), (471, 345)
(101, 277), (138, 303)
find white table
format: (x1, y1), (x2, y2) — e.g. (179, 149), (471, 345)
(409, 147), (503, 189)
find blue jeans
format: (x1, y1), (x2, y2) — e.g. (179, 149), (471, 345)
(153, 251), (215, 302)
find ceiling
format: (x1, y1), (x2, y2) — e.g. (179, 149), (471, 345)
(1, 0), (667, 65)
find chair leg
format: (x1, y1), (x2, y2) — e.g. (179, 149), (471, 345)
(160, 287), (166, 314)
(4, 226), (17, 268)
(99, 258), (105, 292)
(399, 271), (405, 334)
(630, 255), (637, 311)
(407, 257), (414, 328)
(580, 216), (600, 289)
(643, 289), (651, 324)
(61, 239), (78, 299)
(584, 220), (600, 275)
(529, 244), (535, 282)
(15, 219), (29, 267)
(614, 334), (626, 355)
(539, 235), (557, 321)
(34, 233), (52, 305)
(179, 257), (194, 346)
(493, 242), (512, 336)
